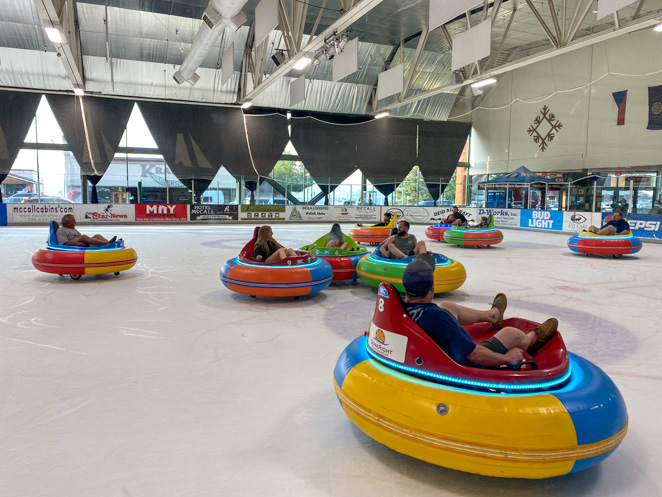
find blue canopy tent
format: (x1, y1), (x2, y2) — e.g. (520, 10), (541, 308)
(479, 166), (557, 209)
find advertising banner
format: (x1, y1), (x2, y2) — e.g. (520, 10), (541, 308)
(352, 206), (380, 222)
(75, 204), (135, 223)
(241, 205), (286, 221)
(520, 209), (564, 230)
(286, 205), (332, 222)
(0, 203), (6, 226)
(8, 203), (75, 224)
(602, 212), (662, 239)
(563, 212), (595, 233)
(476, 207), (520, 228)
(384, 206), (478, 225)
(135, 204), (188, 222)
(320, 206), (380, 222)
(190, 204), (238, 221)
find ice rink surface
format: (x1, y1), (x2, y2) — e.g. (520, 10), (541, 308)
(1, 222), (660, 496)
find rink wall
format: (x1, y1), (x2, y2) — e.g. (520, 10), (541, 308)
(2, 203), (661, 239)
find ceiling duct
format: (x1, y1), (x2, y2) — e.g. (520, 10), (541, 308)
(173, 0), (249, 85)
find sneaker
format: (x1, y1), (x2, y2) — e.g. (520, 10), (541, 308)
(533, 318), (558, 344)
(490, 293), (507, 329)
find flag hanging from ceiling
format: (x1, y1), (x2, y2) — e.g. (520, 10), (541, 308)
(647, 85), (662, 130)
(612, 90), (627, 126)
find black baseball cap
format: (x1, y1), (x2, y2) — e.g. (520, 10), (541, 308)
(402, 253), (435, 296)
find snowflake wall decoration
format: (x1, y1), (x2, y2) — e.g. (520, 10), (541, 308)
(527, 105), (562, 152)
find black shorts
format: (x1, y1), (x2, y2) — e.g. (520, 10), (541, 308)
(479, 336), (508, 355)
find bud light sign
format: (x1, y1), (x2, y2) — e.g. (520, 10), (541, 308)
(520, 209), (563, 230)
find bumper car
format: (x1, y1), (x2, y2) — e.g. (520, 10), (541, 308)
(334, 283), (628, 479)
(31, 221), (137, 280)
(425, 223), (453, 241)
(443, 216), (503, 247)
(567, 231), (641, 257)
(220, 226), (333, 297)
(300, 232), (367, 282)
(349, 214), (397, 245)
(355, 241), (465, 294)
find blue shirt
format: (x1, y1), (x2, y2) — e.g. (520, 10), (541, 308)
(601, 219), (630, 234)
(404, 302), (476, 364)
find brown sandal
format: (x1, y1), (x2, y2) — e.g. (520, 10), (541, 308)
(490, 293), (507, 329)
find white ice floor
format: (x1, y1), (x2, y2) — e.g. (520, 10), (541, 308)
(1, 223), (661, 496)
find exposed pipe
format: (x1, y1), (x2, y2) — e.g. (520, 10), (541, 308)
(174, 0), (249, 85)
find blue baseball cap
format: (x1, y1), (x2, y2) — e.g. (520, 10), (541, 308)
(402, 253), (435, 296)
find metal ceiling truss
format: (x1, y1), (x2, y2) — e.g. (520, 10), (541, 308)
(376, 1), (662, 115)
(240, 0), (384, 103)
(33, 0), (84, 90)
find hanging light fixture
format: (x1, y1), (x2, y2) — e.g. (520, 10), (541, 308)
(293, 56), (313, 70)
(45, 27), (62, 43)
(471, 77), (497, 88)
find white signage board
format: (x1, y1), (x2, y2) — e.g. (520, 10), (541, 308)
(8, 203), (75, 225)
(368, 322), (408, 363)
(290, 75), (306, 107)
(451, 21), (491, 72)
(255, 0), (279, 46)
(75, 204), (135, 223)
(377, 63), (404, 101)
(597, 0), (637, 20)
(332, 38), (359, 82)
(222, 43), (234, 86)
(476, 207), (521, 227)
(563, 211), (593, 233)
(384, 206), (477, 225)
(286, 205), (332, 221)
(429, 0), (482, 31)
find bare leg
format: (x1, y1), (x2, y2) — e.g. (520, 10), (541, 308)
(492, 327), (537, 350)
(381, 241), (405, 258)
(339, 242), (348, 250)
(413, 240), (427, 254)
(284, 248), (297, 257)
(439, 301), (538, 350)
(265, 247), (288, 263)
(597, 226), (616, 236)
(92, 234), (113, 244)
(438, 301), (499, 327)
(78, 234), (109, 246)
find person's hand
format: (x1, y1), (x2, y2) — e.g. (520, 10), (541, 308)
(504, 348), (524, 366)
(255, 255), (262, 261)
(76, 242), (86, 247)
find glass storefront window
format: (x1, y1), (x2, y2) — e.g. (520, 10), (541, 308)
(203, 167), (238, 204)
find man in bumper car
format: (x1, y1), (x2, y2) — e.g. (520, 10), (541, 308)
(586, 211), (630, 235)
(401, 254), (558, 368)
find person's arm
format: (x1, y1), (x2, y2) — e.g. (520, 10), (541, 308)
(467, 345), (523, 367)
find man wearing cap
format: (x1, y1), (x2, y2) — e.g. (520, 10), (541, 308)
(441, 206), (468, 226)
(401, 254), (558, 367)
(380, 220), (427, 259)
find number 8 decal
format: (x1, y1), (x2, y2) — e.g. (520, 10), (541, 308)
(378, 298), (384, 312)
